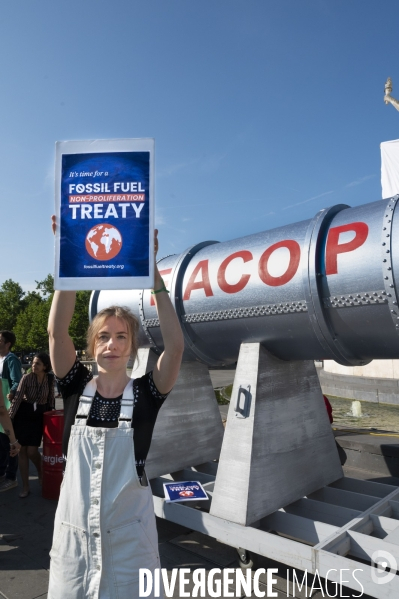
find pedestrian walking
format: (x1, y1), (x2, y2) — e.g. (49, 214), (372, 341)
(9, 352), (55, 498)
(0, 381), (21, 460)
(0, 330), (22, 492)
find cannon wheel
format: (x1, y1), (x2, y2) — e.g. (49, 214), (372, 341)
(237, 547), (253, 569)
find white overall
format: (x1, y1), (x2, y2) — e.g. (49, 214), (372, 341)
(48, 378), (162, 599)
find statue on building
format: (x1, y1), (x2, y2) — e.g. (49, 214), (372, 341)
(384, 77), (399, 112)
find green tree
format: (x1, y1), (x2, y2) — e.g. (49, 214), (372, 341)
(14, 297), (50, 352)
(69, 291), (91, 350)
(35, 274), (54, 299)
(6, 274), (91, 353)
(0, 279), (25, 330)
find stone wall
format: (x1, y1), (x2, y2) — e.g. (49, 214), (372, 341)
(323, 359), (399, 380)
(319, 368), (399, 405)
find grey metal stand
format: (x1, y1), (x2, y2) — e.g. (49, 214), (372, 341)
(132, 348), (224, 480)
(210, 342), (343, 525)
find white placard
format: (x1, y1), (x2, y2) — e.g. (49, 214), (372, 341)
(54, 138), (154, 290)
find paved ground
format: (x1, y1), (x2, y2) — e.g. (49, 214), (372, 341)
(0, 451), (376, 597)
(0, 379), (386, 598)
(0, 467), (279, 599)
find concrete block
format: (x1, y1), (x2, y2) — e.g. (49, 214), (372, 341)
(133, 350), (224, 479)
(379, 393), (399, 406)
(352, 389), (378, 403)
(210, 344), (343, 526)
(342, 448), (399, 477)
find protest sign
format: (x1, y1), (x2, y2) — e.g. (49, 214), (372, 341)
(54, 138), (154, 290)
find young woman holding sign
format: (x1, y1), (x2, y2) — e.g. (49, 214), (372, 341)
(47, 217), (184, 599)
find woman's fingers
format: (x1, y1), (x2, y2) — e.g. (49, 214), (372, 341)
(154, 228), (159, 256)
(51, 215), (56, 235)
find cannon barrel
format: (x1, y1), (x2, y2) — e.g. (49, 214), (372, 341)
(90, 196), (399, 367)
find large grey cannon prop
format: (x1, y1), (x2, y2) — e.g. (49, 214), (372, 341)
(90, 196), (399, 525)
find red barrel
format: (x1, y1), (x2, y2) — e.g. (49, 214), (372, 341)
(42, 410), (64, 500)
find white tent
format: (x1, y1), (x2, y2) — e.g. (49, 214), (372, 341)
(381, 138), (399, 197)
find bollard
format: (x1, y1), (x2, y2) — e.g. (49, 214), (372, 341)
(42, 410), (64, 500)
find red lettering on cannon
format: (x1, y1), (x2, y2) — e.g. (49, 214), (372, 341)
(217, 250), (253, 294)
(325, 222), (369, 276)
(258, 240), (301, 287)
(183, 260), (214, 300)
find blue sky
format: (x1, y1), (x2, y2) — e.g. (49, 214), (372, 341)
(1, 0), (398, 290)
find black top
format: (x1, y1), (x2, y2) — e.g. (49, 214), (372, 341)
(56, 359), (169, 481)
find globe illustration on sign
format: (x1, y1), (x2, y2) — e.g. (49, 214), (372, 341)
(85, 224), (122, 261)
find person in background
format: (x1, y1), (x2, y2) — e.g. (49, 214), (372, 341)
(9, 352), (55, 498)
(0, 331), (22, 492)
(0, 383), (21, 459)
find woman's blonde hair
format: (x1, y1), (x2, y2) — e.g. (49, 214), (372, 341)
(86, 306), (140, 360)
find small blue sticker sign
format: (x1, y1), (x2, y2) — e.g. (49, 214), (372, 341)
(163, 481), (208, 503)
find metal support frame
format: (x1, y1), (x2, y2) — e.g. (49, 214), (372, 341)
(209, 342), (343, 525)
(151, 465), (399, 598)
(132, 349), (224, 479)
(145, 343), (399, 599)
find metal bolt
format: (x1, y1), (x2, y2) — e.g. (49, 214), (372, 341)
(387, 234), (390, 237)
(383, 259), (387, 262)
(387, 250), (390, 253)
(385, 276), (389, 280)
(382, 242), (386, 246)
(383, 227), (387, 230)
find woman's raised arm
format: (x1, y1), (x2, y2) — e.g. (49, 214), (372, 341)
(48, 216), (77, 378)
(48, 291), (77, 379)
(151, 230), (184, 394)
